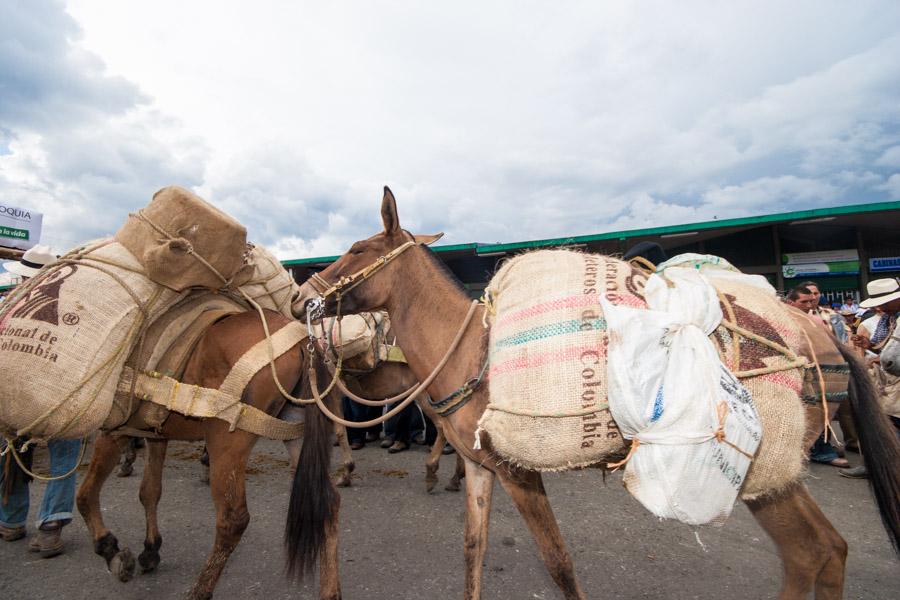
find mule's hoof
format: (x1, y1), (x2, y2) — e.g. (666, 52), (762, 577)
(139, 549), (161, 573)
(110, 548), (135, 582)
(425, 477), (437, 493)
(445, 480), (461, 492)
(200, 466), (210, 485)
(335, 475), (352, 488)
(116, 464), (133, 478)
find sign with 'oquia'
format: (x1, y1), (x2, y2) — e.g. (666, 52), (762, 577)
(0, 203), (43, 250)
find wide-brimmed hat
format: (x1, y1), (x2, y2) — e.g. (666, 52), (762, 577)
(3, 245), (57, 278)
(859, 277), (900, 308)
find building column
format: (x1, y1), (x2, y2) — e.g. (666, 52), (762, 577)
(771, 225), (784, 292)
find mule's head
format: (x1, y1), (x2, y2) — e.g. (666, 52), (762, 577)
(295, 187), (442, 318)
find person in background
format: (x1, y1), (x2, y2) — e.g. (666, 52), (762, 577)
(841, 278), (900, 478)
(785, 284), (851, 469)
(840, 294), (859, 314)
(0, 245), (82, 558)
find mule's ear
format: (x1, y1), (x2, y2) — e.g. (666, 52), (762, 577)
(415, 232), (444, 246)
(381, 186), (400, 234)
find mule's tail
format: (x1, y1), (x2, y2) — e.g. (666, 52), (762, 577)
(840, 344), (900, 555)
(284, 361), (339, 579)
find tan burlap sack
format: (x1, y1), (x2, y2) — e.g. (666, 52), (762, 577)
(872, 365), (900, 418)
(0, 240), (184, 440)
(115, 186), (249, 291)
(480, 249), (813, 500)
(705, 279), (809, 500)
(479, 250), (644, 470)
(322, 312), (389, 371)
(233, 244), (301, 320)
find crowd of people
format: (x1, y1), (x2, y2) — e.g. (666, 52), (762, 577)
(784, 277), (900, 478)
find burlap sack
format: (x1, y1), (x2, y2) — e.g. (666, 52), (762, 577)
(480, 249), (813, 500)
(705, 279), (809, 500)
(872, 365), (900, 418)
(324, 312), (388, 371)
(235, 244), (301, 320)
(480, 250), (644, 470)
(115, 186), (249, 291)
(0, 240), (184, 440)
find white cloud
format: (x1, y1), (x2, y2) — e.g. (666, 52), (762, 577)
(1, 0), (898, 259)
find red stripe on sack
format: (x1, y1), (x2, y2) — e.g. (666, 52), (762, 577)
(495, 294), (600, 329)
(756, 371), (803, 393)
(490, 344), (608, 377)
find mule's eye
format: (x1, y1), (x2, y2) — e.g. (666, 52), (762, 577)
(349, 244), (365, 255)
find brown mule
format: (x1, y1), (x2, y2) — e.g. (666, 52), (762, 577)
(76, 310), (342, 599)
(288, 187), (900, 599)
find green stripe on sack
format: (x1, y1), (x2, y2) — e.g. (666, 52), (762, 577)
(495, 318), (607, 348)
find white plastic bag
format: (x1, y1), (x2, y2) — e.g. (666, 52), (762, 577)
(601, 265), (762, 525)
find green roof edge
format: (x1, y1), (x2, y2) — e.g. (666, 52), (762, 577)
(475, 200), (900, 253)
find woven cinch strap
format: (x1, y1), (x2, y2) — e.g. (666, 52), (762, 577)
(119, 321), (308, 440)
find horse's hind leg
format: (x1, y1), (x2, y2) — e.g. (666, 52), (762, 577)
(138, 439), (168, 574)
(496, 468), (586, 600)
(331, 391), (355, 487)
(425, 428), (446, 492)
(117, 437), (139, 477)
(187, 426), (256, 600)
(745, 483), (847, 600)
(75, 432), (136, 582)
(447, 452), (465, 492)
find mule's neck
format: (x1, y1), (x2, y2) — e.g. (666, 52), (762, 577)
(382, 246), (485, 400)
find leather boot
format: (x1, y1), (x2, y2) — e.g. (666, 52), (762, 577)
(28, 521), (64, 558)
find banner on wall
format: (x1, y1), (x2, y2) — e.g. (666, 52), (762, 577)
(782, 260), (860, 278)
(0, 203), (43, 251)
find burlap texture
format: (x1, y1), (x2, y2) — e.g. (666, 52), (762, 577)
(234, 244), (301, 320)
(480, 250), (814, 500)
(480, 250), (645, 470)
(706, 280), (809, 500)
(0, 240), (184, 440)
(115, 186), (248, 291)
(324, 312), (389, 371)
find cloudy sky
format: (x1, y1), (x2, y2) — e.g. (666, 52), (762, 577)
(1, 1), (899, 265)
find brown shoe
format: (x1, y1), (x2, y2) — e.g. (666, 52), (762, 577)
(28, 522), (64, 558)
(380, 437), (394, 449)
(349, 441), (365, 451)
(387, 440), (410, 454)
(0, 524), (25, 542)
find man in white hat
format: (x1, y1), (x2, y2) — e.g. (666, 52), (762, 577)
(840, 277), (900, 478)
(0, 245), (83, 558)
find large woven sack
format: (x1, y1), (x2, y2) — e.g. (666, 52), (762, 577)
(480, 250), (812, 500)
(234, 245), (301, 320)
(322, 312), (388, 371)
(0, 240), (184, 440)
(480, 250), (641, 470)
(116, 186), (249, 291)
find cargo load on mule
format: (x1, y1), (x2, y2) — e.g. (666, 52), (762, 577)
(479, 249), (846, 524)
(0, 186), (306, 443)
(319, 311), (406, 372)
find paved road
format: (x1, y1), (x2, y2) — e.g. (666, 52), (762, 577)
(1, 438), (896, 599)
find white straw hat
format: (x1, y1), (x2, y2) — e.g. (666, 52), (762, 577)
(3, 244), (57, 278)
(859, 277), (900, 308)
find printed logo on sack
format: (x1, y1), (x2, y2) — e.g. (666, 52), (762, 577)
(11, 265), (79, 325)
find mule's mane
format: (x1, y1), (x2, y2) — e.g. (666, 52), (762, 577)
(420, 244), (469, 295)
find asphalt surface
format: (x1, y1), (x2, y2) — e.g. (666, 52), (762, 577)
(0, 438), (897, 599)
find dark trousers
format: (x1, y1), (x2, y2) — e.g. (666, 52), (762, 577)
(342, 396), (381, 444)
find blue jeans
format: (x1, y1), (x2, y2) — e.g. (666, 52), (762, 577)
(0, 439), (81, 529)
(809, 433), (839, 463)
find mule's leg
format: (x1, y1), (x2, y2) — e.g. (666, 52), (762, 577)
(745, 483), (847, 600)
(138, 439), (168, 574)
(425, 429), (446, 492)
(462, 457), (495, 600)
(75, 433), (136, 582)
(331, 390), (355, 487)
(186, 427), (256, 600)
(318, 493), (343, 600)
(117, 437), (138, 477)
(447, 452), (465, 492)
(497, 469), (586, 600)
